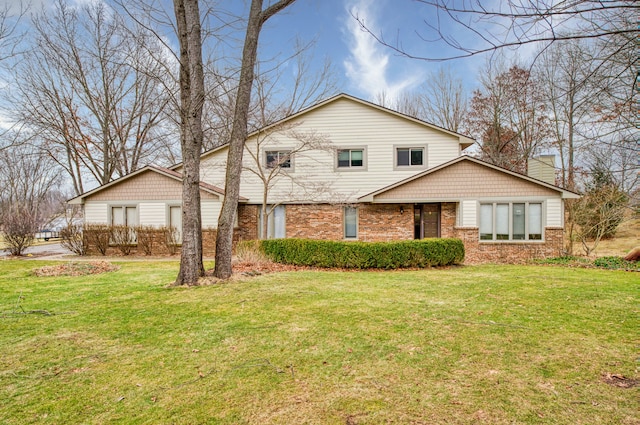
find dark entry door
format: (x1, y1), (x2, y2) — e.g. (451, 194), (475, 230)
(414, 203), (440, 239)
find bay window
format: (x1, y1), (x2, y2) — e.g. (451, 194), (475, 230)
(479, 202), (543, 241)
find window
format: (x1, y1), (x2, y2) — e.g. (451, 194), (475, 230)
(111, 206), (137, 227)
(265, 150), (291, 169)
(396, 147), (424, 167)
(169, 205), (182, 244)
(344, 206), (358, 239)
(337, 148), (365, 169)
(258, 205), (285, 239)
(111, 205), (137, 244)
(479, 202), (543, 241)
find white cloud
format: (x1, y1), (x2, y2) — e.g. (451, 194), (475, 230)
(342, 0), (421, 103)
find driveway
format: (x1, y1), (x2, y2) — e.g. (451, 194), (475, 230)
(1, 242), (73, 259)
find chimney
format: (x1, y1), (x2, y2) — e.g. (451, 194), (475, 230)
(528, 155), (556, 185)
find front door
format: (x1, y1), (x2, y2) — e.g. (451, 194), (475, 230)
(414, 203), (440, 239)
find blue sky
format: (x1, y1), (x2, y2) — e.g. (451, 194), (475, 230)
(256, 0), (484, 101)
(0, 0), (502, 104)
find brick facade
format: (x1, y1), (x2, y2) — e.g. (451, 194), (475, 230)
(84, 202), (564, 262)
(452, 227), (564, 264)
(236, 202), (565, 264)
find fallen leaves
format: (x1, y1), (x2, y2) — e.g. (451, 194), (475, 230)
(601, 372), (640, 388)
(33, 261), (120, 277)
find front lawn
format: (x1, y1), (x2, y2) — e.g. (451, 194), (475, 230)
(0, 261), (637, 424)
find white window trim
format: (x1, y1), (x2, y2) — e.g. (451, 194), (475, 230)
(335, 146), (367, 171)
(264, 149), (294, 171)
(478, 201), (545, 242)
(393, 144), (428, 171)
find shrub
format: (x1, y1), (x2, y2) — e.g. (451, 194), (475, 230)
(136, 226), (162, 256)
(593, 256), (639, 271)
(110, 225), (135, 255)
(60, 224), (87, 256)
(84, 224), (111, 256)
(163, 226), (180, 255)
(1, 208), (37, 256)
(235, 240), (269, 264)
(258, 238), (464, 269)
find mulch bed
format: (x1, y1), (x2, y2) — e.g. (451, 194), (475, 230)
(33, 261), (120, 277)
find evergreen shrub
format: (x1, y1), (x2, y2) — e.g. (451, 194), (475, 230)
(258, 238), (464, 269)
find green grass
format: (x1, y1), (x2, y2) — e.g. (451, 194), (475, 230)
(1, 261), (637, 424)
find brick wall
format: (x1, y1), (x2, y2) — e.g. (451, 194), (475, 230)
(227, 202), (566, 264)
(286, 204), (344, 239)
(454, 227), (564, 263)
(358, 204), (413, 241)
(440, 203), (457, 238)
(237, 204), (259, 241)
(279, 203), (414, 241)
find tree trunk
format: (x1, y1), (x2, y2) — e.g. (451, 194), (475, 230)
(214, 0), (296, 279)
(174, 0), (205, 285)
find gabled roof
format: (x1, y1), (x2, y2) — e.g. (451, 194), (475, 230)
(248, 93), (475, 148)
(358, 155), (581, 202)
(68, 165), (246, 204)
(171, 93), (476, 169)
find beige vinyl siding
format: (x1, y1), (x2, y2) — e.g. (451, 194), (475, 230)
(461, 200), (477, 227)
(201, 200), (221, 228)
(199, 97), (463, 203)
(139, 203), (168, 227)
(84, 202), (108, 224)
(546, 198), (563, 227)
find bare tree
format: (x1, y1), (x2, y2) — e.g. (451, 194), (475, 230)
(466, 62), (550, 173)
(0, 140), (62, 226)
(213, 0), (297, 280)
(419, 67), (467, 132)
(14, 0), (173, 195)
(0, 2), (25, 64)
(572, 167), (629, 256)
(356, 1), (637, 63)
(0, 140), (62, 255)
(383, 67), (468, 133)
(241, 123), (334, 239)
(173, 0), (206, 285)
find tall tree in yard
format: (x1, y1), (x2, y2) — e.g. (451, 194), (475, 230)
(466, 63), (549, 173)
(213, 0), (297, 280)
(15, 0), (172, 195)
(173, 0), (206, 285)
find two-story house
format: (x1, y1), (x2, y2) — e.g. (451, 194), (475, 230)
(69, 94), (579, 262)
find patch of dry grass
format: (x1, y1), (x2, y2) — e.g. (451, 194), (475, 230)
(591, 216), (640, 257)
(32, 261), (120, 276)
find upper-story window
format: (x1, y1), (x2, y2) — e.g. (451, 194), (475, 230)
(395, 146), (427, 170)
(265, 150), (292, 169)
(337, 148), (366, 170)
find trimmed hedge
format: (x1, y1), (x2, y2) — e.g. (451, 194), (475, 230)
(257, 238), (464, 269)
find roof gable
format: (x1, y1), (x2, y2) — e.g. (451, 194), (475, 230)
(68, 165), (245, 204)
(359, 156), (580, 202)
(247, 93), (475, 148)
(178, 93), (475, 168)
